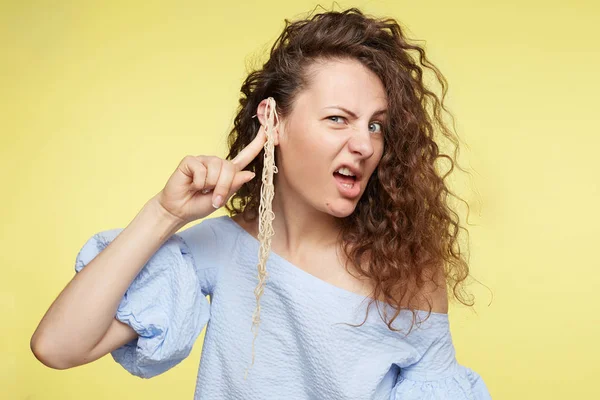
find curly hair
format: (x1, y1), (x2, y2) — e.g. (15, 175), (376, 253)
(224, 6), (476, 333)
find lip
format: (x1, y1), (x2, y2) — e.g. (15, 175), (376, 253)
(333, 174), (361, 198)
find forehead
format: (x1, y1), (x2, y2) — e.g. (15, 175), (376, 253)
(301, 58), (387, 109)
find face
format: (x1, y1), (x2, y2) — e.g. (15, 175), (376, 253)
(259, 58), (387, 218)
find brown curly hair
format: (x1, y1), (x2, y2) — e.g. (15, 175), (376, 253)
(224, 6), (476, 333)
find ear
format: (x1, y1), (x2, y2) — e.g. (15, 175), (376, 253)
(255, 98), (282, 146)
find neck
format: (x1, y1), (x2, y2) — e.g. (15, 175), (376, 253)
(267, 178), (342, 261)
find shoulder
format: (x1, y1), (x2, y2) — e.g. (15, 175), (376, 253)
(177, 217), (216, 245)
(177, 215), (236, 243)
(175, 215), (238, 268)
(406, 265), (449, 314)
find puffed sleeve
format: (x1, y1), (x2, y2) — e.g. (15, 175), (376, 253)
(390, 326), (491, 400)
(74, 227), (213, 379)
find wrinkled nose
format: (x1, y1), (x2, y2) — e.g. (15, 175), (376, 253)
(348, 127), (375, 159)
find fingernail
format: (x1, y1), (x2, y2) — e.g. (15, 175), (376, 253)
(212, 195), (223, 209)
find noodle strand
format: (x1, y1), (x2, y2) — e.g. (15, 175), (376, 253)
(244, 97), (279, 380)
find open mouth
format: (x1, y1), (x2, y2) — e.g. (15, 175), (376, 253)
(333, 171), (357, 188)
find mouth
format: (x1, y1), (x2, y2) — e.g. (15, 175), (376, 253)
(333, 171), (360, 198)
(333, 170), (357, 185)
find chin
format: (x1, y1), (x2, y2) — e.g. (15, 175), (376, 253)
(324, 200), (358, 218)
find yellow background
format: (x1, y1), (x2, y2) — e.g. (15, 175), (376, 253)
(2, 1), (598, 399)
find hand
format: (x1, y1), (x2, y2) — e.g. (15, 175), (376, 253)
(154, 124), (267, 225)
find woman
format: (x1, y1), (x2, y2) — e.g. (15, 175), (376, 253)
(31, 7), (491, 399)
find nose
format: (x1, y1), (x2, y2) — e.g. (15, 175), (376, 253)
(347, 125), (375, 159)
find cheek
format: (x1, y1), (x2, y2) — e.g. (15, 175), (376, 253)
(374, 143), (385, 164)
(281, 125), (330, 169)
(278, 144), (331, 194)
(288, 122), (324, 152)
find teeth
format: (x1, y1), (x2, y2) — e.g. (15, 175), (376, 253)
(341, 183), (354, 188)
(336, 167), (356, 177)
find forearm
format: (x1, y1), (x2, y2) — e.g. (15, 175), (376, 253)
(31, 196), (185, 367)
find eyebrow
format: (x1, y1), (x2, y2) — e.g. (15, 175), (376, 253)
(323, 105), (388, 119)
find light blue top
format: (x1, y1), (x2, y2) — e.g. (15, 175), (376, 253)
(74, 215), (491, 399)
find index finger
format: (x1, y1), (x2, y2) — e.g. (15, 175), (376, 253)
(231, 124), (268, 170)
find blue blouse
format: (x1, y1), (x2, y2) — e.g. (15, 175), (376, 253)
(74, 215), (491, 399)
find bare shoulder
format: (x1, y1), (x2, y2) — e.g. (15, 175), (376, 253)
(409, 266), (449, 314)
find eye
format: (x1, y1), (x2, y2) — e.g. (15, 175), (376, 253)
(327, 115), (347, 124)
(327, 116), (383, 134)
(369, 121), (383, 134)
